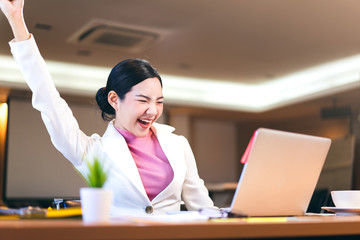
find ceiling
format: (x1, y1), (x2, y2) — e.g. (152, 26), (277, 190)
(1, 0), (360, 117)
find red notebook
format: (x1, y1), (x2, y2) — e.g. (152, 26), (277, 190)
(240, 130), (258, 164)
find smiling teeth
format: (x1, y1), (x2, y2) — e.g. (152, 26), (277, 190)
(140, 119), (151, 123)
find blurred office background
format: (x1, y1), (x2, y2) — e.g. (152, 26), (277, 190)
(0, 0), (359, 208)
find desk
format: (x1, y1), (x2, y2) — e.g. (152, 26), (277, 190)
(1, 215), (360, 240)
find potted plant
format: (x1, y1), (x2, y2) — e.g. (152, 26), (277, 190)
(78, 150), (113, 223)
(81, 155), (109, 188)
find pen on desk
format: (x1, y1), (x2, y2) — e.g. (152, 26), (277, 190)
(198, 208), (247, 219)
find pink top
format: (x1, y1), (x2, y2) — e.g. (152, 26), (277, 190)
(116, 127), (174, 201)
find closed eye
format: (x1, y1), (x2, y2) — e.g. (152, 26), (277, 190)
(135, 94), (164, 104)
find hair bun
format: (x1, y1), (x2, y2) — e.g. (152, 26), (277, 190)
(96, 87), (114, 121)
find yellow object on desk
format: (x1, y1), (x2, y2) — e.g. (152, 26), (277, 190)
(47, 208), (82, 218)
(0, 215), (19, 220)
(0, 206), (82, 219)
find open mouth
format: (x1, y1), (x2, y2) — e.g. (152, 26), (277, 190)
(137, 118), (152, 128)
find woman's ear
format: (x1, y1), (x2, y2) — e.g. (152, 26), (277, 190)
(108, 91), (120, 111)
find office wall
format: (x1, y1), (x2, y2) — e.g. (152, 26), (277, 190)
(316, 136), (355, 191)
(237, 114), (350, 141)
(169, 113), (239, 184)
(4, 96), (107, 199)
(191, 118), (238, 183)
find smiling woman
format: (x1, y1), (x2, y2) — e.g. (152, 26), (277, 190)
(96, 59), (164, 138)
(0, 0), (216, 216)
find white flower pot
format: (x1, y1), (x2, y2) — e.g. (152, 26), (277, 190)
(80, 187), (113, 223)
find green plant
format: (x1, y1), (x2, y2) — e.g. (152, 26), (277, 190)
(80, 156), (109, 188)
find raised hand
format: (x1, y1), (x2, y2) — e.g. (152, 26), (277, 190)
(0, 0), (30, 41)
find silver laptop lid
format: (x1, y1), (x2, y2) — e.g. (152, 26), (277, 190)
(230, 128), (331, 217)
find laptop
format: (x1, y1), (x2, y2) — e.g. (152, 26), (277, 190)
(229, 128), (331, 217)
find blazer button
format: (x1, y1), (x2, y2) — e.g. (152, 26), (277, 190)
(145, 206), (153, 214)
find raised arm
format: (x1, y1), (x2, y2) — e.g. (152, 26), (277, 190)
(0, 0), (30, 41)
(2, 0), (95, 166)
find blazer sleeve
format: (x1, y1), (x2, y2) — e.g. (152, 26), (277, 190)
(9, 35), (96, 166)
(180, 136), (216, 210)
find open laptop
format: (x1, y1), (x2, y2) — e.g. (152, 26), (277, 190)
(228, 128), (331, 217)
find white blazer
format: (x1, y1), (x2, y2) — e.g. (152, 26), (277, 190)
(10, 35), (215, 216)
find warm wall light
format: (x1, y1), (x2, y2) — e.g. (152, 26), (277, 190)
(0, 103), (8, 123)
(0, 102), (7, 205)
(0, 102), (8, 180)
(0, 103), (8, 143)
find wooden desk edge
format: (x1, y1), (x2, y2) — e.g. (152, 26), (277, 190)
(1, 215), (360, 240)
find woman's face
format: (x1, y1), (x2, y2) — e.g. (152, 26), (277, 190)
(109, 77), (164, 137)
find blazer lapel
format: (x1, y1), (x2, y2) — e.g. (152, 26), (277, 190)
(102, 122), (148, 199)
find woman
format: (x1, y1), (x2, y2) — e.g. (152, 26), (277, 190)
(0, 0), (215, 216)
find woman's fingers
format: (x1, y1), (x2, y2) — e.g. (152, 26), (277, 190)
(0, 0), (29, 41)
(0, 0), (23, 21)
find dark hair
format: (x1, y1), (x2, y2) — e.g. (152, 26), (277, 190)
(96, 58), (162, 121)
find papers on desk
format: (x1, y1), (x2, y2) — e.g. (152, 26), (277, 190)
(142, 211), (209, 222)
(113, 211), (210, 223)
